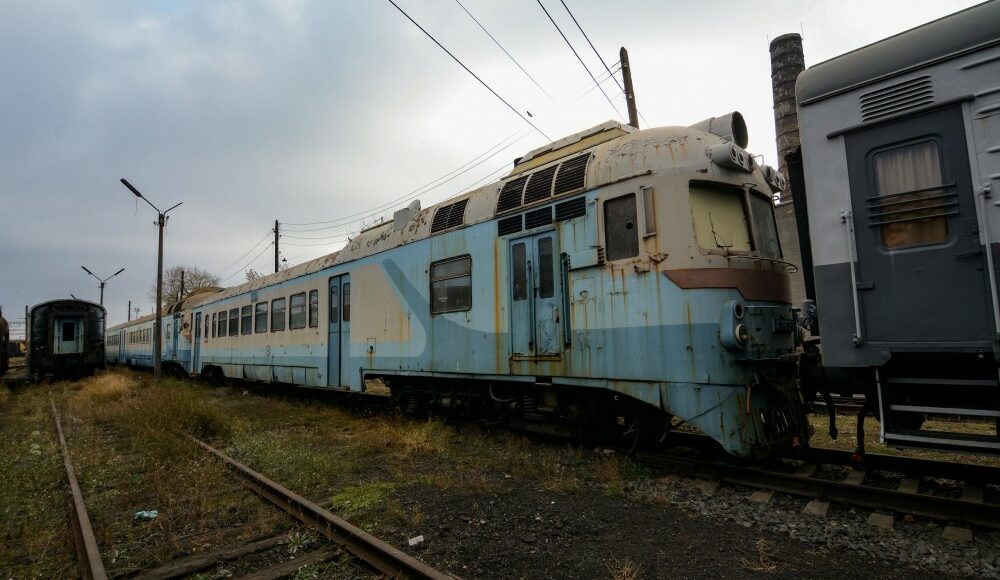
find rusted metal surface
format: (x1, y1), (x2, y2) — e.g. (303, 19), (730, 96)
(663, 268), (792, 303)
(51, 398), (108, 580)
(188, 435), (456, 580)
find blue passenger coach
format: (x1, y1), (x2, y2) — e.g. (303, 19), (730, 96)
(109, 117), (807, 457)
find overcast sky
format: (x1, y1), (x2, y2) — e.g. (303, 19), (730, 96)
(0, 0), (982, 332)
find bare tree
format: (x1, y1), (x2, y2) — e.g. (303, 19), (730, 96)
(245, 269), (263, 282)
(148, 265), (220, 304)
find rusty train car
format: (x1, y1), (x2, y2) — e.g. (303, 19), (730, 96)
(27, 299), (106, 378)
(108, 115), (808, 458)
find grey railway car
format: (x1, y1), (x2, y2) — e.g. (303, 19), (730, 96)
(27, 299), (106, 378)
(794, 0), (1000, 453)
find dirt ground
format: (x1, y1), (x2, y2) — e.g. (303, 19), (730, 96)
(0, 370), (983, 578)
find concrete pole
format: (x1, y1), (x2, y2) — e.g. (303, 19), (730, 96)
(154, 212), (164, 380)
(274, 220), (280, 273)
(620, 47), (639, 130)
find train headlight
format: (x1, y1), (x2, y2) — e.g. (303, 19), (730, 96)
(719, 300), (749, 351)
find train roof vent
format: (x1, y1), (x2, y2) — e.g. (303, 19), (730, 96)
(859, 76), (933, 122)
(554, 197), (586, 222)
(523, 164), (558, 205)
(524, 206), (553, 230)
(497, 214), (523, 236)
(554, 153), (589, 196)
(496, 176), (528, 214)
(431, 198), (469, 233)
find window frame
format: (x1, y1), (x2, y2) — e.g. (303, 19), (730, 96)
(429, 255), (473, 315)
(271, 298), (286, 332)
(228, 308), (239, 336)
(241, 305), (253, 335)
(218, 311), (227, 337)
(602, 192), (641, 261)
(289, 292), (307, 330)
(308, 289), (319, 328)
(254, 302), (268, 333)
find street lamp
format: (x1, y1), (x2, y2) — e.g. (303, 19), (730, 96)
(81, 266), (125, 307)
(120, 178), (182, 381)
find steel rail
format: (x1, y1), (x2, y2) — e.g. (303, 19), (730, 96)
(640, 438), (1000, 529)
(51, 398), (109, 580)
(187, 435), (456, 580)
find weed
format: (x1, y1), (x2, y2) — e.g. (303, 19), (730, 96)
(329, 481), (398, 517)
(285, 530), (318, 555)
(606, 556), (642, 580)
(741, 537), (778, 573)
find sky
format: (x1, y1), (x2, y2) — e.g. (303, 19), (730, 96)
(0, 0), (984, 334)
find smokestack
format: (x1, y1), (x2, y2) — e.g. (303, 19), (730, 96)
(769, 33), (805, 201)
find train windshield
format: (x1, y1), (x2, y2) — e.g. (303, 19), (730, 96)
(748, 191), (782, 259)
(689, 183), (752, 252)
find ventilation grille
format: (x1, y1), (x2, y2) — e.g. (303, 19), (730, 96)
(523, 165), (558, 204)
(554, 197), (586, 221)
(497, 176), (528, 213)
(860, 76), (933, 122)
(524, 207), (552, 229)
(431, 198), (469, 233)
(554, 154), (589, 195)
(497, 215), (523, 236)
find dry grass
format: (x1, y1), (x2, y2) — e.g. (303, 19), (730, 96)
(741, 537), (779, 573)
(606, 556), (642, 580)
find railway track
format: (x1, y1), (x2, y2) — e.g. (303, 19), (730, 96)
(639, 432), (1000, 530)
(49, 398), (454, 580)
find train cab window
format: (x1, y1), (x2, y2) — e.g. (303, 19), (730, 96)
(228, 308), (239, 336)
(218, 311), (227, 337)
(430, 256), (471, 314)
(872, 141), (948, 249)
(241, 305), (252, 335)
(255, 302), (268, 333)
(604, 194), (640, 261)
(290, 293), (306, 329)
(342, 283), (351, 322)
(308, 290), (319, 327)
(512, 243), (527, 301)
(212, 313), (217, 338)
(689, 183), (752, 252)
(748, 191), (782, 259)
(271, 298), (286, 331)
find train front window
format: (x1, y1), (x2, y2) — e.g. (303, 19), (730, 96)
(748, 191), (782, 259)
(872, 140), (948, 249)
(689, 183), (752, 252)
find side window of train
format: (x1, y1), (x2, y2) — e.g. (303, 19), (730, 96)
(308, 290), (319, 328)
(430, 256), (472, 314)
(342, 283), (351, 322)
(603, 193), (640, 261)
(290, 293), (307, 329)
(228, 308), (239, 336)
(218, 311), (227, 337)
(271, 298), (286, 331)
(870, 140), (948, 249)
(212, 313), (217, 338)
(241, 305), (252, 335)
(255, 302), (268, 333)
(205, 316), (210, 341)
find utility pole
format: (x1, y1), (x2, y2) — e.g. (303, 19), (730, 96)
(274, 220), (280, 273)
(121, 178), (182, 381)
(620, 47), (639, 130)
(128, 300), (131, 321)
(179, 270), (185, 301)
(81, 266), (125, 307)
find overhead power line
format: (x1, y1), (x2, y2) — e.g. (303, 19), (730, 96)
(453, 0), (556, 104)
(387, 0), (551, 141)
(220, 241), (274, 284)
(211, 229), (273, 276)
(558, 0), (649, 126)
(535, 0), (623, 121)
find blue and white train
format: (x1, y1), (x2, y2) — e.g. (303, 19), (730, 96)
(107, 116), (807, 457)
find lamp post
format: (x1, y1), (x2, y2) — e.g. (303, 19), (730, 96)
(81, 266), (125, 307)
(120, 178), (182, 381)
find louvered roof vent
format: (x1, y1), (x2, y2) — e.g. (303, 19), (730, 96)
(860, 76), (933, 122)
(554, 154), (589, 195)
(431, 198), (469, 233)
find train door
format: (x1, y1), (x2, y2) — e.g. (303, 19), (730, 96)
(509, 232), (562, 357)
(193, 312), (201, 373)
(53, 317), (83, 354)
(845, 105), (992, 346)
(327, 274), (351, 387)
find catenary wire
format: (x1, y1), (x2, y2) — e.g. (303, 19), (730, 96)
(535, 0), (624, 122)
(558, 0), (649, 127)
(387, 0), (551, 141)
(453, 0), (556, 104)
